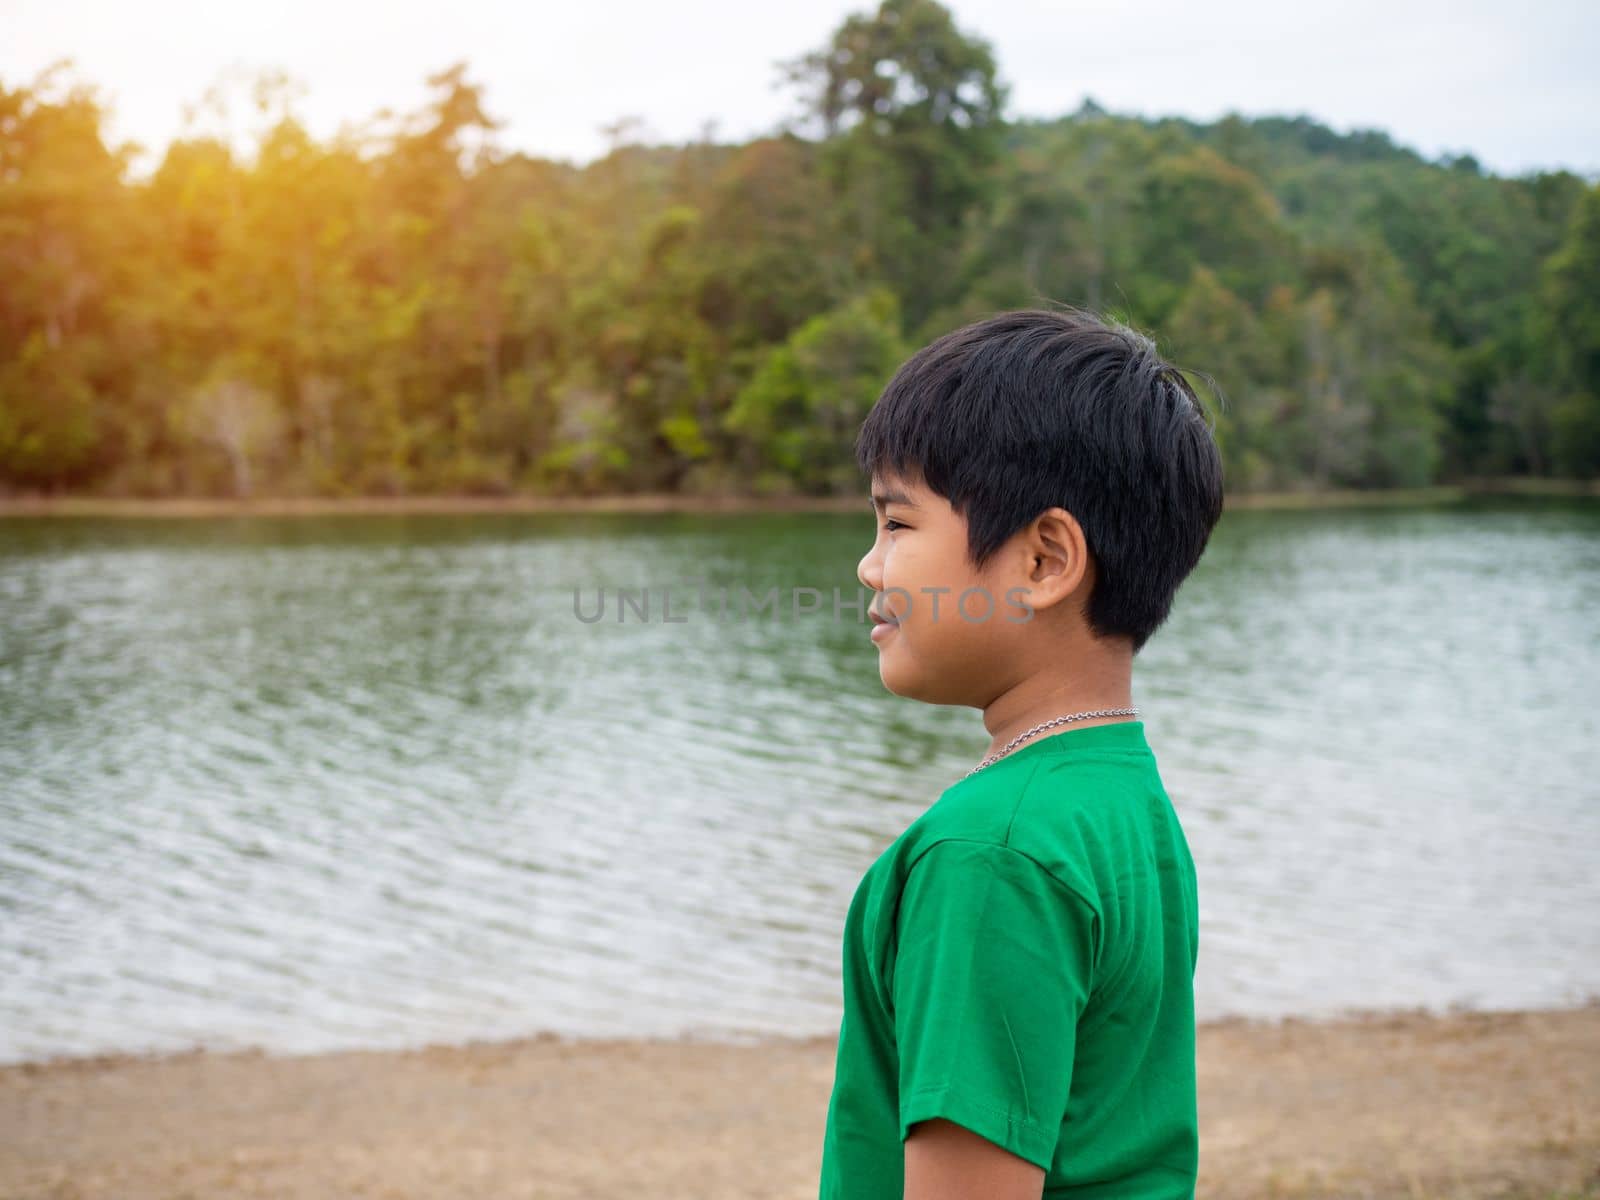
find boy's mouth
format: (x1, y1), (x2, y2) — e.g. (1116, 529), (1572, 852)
(870, 605), (899, 643)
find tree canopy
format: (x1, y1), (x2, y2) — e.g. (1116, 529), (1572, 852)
(1, 2), (1596, 498)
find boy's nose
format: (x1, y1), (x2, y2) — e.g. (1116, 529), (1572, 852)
(857, 547), (882, 593)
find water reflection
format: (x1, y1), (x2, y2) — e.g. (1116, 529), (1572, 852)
(0, 499), (1597, 1063)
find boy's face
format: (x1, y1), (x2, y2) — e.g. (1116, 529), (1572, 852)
(857, 469), (1026, 706)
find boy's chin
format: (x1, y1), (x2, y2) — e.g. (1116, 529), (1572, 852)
(876, 653), (919, 699)
(877, 654), (957, 705)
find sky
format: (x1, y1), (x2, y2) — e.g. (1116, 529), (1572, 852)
(4, 0), (1597, 181)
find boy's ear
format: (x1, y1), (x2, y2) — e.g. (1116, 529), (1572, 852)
(1019, 507), (1090, 611)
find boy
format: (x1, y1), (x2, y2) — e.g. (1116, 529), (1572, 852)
(817, 307), (1224, 1199)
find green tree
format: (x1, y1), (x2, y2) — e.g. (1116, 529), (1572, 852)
(0, 65), (139, 486)
(1, 42), (1591, 500)
(725, 289), (907, 494)
(1535, 183), (1600, 477)
(1132, 145), (1298, 325)
(779, 0), (1008, 328)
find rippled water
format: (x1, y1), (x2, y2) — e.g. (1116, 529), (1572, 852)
(1, 499), (1597, 1064)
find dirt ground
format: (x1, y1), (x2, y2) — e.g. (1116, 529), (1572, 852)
(1, 1003), (1596, 1200)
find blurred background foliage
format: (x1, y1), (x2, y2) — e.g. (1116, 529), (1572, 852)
(1, 0), (1597, 498)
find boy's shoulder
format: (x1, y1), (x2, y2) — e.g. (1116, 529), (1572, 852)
(889, 755), (1126, 915)
(884, 746), (1155, 915)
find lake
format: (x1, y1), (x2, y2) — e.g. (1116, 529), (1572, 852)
(1, 497), (1597, 1064)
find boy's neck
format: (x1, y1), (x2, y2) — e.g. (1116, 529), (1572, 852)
(980, 640), (1135, 759)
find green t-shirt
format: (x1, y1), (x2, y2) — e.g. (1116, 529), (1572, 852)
(817, 720), (1199, 1199)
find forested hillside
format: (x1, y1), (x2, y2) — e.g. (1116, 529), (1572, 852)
(2, 0), (1596, 498)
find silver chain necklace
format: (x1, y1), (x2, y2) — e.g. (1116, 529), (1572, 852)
(966, 707), (1140, 779)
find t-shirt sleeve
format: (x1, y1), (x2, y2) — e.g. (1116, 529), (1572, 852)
(892, 838), (1098, 1172)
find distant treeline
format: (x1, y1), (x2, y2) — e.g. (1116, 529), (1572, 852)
(2, 0), (1597, 498)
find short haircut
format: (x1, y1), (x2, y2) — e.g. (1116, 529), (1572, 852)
(855, 306), (1225, 655)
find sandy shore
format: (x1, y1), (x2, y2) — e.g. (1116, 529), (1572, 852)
(1, 1003), (1596, 1200)
(0, 478), (1596, 520)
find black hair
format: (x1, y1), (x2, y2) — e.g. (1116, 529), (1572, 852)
(855, 306), (1224, 655)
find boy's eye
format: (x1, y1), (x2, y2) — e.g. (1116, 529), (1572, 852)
(882, 518), (906, 532)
